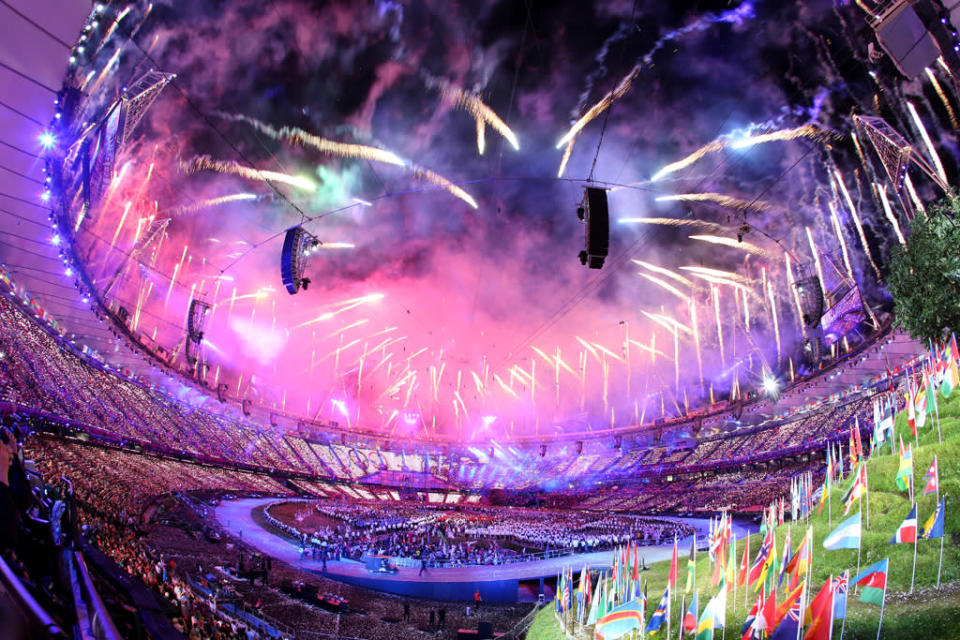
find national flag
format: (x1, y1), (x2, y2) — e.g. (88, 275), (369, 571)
(841, 463), (865, 515)
(823, 512), (861, 550)
(697, 583), (727, 640)
(741, 592), (762, 638)
(737, 533), (750, 588)
(852, 558), (889, 606)
(940, 335), (958, 397)
(906, 379), (917, 436)
(587, 574), (603, 625)
(915, 380), (928, 428)
(645, 586), (670, 634)
(748, 529), (772, 588)
(853, 419), (864, 461)
(922, 456), (939, 496)
(777, 528), (792, 588)
(669, 535), (679, 590)
(596, 597), (646, 639)
(803, 577), (835, 640)
(775, 579), (804, 629)
(833, 571), (848, 620)
(756, 588), (776, 636)
(769, 594), (800, 640)
(685, 534), (697, 594)
(926, 372), (938, 417)
(784, 528), (809, 587)
(889, 504), (918, 544)
(921, 497), (946, 539)
(696, 595), (714, 640)
(818, 451), (832, 516)
(880, 397), (895, 441)
(895, 435), (913, 492)
(683, 591), (699, 634)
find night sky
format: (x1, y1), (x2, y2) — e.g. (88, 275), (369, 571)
(61, 0), (956, 441)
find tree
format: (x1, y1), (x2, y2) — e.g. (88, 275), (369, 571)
(887, 196), (960, 344)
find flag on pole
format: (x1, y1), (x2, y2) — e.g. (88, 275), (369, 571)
(685, 534), (697, 594)
(777, 528), (791, 588)
(645, 586), (671, 634)
(774, 579), (804, 629)
(683, 591), (699, 634)
(852, 558), (889, 605)
(669, 535), (679, 591)
(742, 591), (763, 638)
(769, 591), (800, 640)
(842, 463), (866, 515)
(596, 597), (646, 639)
(695, 596), (714, 640)
(895, 436), (913, 492)
(803, 577), (835, 640)
(921, 498), (946, 539)
(587, 574), (603, 625)
(833, 570), (849, 620)
(823, 512), (861, 550)
(907, 379), (917, 436)
(737, 533), (750, 588)
(915, 379), (928, 428)
(922, 456), (939, 496)
(889, 504), (918, 544)
(748, 529), (773, 588)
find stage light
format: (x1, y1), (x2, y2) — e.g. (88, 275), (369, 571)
(39, 132), (56, 149)
(40, 191), (51, 202)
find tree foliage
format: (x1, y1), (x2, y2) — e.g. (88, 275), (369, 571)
(887, 196), (960, 344)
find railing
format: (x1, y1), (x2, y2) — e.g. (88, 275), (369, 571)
(0, 553), (67, 638)
(71, 551), (123, 640)
(500, 603), (542, 640)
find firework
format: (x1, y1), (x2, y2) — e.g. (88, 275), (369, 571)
(627, 339), (669, 360)
(903, 174), (925, 217)
(679, 265), (750, 284)
(410, 166), (479, 209)
(656, 192), (771, 214)
(833, 169), (880, 279)
(906, 101), (949, 185)
(784, 253), (804, 333)
(689, 300), (703, 386)
(827, 200), (855, 282)
(182, 156), (316, 191)
(557, 137), (576, 178)
(805, 226), (826, 299)
(439, 83), (520, 151)
(476, 118), (486, 155)
(688, 234), (769, 257)
(925, 67), (959, 130)
(652, 125), (832, 181)
(712, 286), (724, 367)
(557, 65), (641, 149)
(632, 259), (695, 286)
(766, 279), (781, 364)
(167, 193), (258, 217)
(638, 272), (691, 302)
(619, 217), (719, 231)
(874, 183), (906, 245)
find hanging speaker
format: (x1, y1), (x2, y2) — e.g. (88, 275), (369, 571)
(578, 187), (609, 269)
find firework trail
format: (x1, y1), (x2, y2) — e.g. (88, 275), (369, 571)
(557, 137), (576, 178)
(221, 113), (478, 208)
(925, 67), (959, 130)
(632, 259), (695, 286)
(619, 217), (719, 231)
(560, 2), (754, 154)
(827, 200), (856, 282)
(182, 156), (316, 191)
(874, 183), (906, 245)
(638, 272), (691, 302)
(832, 169), (880, 279)
(167, 193), (258, 217)
(784, 253), (805, 333)
(651, 125), (831, 181)
(435, 81), (520, 151)
(805, 226), (826, 300)
(712, 286), (724, 367)
(906, 101), (949, 185)
(476, 119), (486, 155)
(410, 166), (479, 209)
(680, 265), (750, 284)
(904, 174), (926, 216)
(689, 234), (769, 257)
(689, 300), (704, 386)
(766, 278), (781, 364)
(556, 66), (641, 149)
(656, 192), (771, 213)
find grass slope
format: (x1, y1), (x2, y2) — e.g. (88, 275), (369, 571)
(529, 390), (960, 640)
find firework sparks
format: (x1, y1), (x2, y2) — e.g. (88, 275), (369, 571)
(638, 272), (691, 302)
(903, 174), (926, 217)
(688, 234), (769, 257)
(438, 83), (520, 151)
(619, 217), (719, 231)
(652, 125), (832, 181)
(907, 101), (949, 185)
(632, 259), (695, 286)
(556, 66), (641, 149)
(656, 192), (771, 214)
(805, 226), (826, 299)
(557, 137), (576, 178)
(827, 200), (856, 282)
(167, 193), (258, 217)
(679, 265), (750, 284)
(182, 156), (316, 191)
(874, 183), (906, 245)
(925, 67), (959, 130)
(833, 169), (880, 279)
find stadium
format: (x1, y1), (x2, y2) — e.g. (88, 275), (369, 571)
(1, 1), (959, 639)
